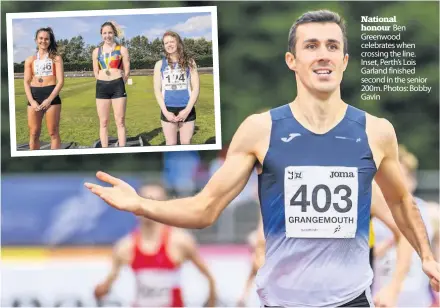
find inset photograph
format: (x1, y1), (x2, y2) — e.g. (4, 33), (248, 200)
(7, 6), (220, 157)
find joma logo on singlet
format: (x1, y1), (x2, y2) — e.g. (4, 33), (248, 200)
(330, 171), (355, 178)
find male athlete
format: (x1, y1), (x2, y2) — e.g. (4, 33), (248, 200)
(86, 10), (440, 307)
(237, 182), (414, 307)
(93, 183), (217, 307)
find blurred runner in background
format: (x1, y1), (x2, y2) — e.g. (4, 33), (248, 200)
(93, 183), (217, 307)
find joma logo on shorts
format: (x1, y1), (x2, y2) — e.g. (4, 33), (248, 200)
(330, 171), (355, 178)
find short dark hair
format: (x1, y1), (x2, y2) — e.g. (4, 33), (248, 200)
(288, 10), (348, 55)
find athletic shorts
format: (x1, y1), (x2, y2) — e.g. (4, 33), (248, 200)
(263, 290), (372, 307)
(96, 77), (127, 99)
(339, 291), (372, 307)
(161, 106), (196, 122)
(28, 85), (61, 106)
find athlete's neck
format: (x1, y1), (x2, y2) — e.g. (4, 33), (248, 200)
(290, 95), (347, 134)
(37, 49), (48, 58)
(103, 42), (116, 50)
(169, 53), (179, 63)
(139, 222), (163, 239)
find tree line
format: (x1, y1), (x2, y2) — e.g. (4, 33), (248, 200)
(14, 35), (213, 71)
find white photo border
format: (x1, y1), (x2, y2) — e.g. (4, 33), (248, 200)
(6, 6), (221, 157)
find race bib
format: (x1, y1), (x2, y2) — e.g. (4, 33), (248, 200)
(163, 67), (188, 91)
(284, 166), (358, 238)
(34, 59), (54, 77)
(136, 270), (176, 306)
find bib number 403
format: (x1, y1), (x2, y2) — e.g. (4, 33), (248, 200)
(290, 184), (352, 213)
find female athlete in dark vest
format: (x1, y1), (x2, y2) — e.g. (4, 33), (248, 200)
(92, 21), (130, 147)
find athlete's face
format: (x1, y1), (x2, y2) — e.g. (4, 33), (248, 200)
(35, 31), (50, 51)
(163, 36), (178, 54)
(286, 22), (349, 94)
(401, 164), (417, 194)
(101, 26), (115, 44)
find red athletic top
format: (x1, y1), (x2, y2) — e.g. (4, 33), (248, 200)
(130, 227), (184, 307)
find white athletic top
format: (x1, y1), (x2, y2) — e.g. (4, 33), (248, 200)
(372, 197), (434, 307)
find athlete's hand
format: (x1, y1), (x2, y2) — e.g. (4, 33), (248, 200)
(176, 107), (191, 122)
(163, 110), (178, 122)
(94, 282), (111, 300)
(373, 284), (399, 307)
(39, 99), (51, 111)
(30, 100), (40, 111)
(422, 259), (440, 292)
(84, 171), (142, 214)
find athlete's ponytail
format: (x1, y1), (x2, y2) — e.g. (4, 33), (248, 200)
(110, 20), (125, 39)
(35, 27), (58, 60)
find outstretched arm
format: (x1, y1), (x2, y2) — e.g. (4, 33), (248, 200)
(85, 115), (263, 229)
(373, 119), (439, 290)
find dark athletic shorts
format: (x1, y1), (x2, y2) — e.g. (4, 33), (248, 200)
(28, 85), (61, 106)
(96, 77), (127, 99)
(339, 291), (372, 307)
(161, 106), (196, 122)
(264, 290), (372, 307)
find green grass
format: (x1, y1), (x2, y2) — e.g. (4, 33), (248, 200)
(14, 75), (216, 147)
